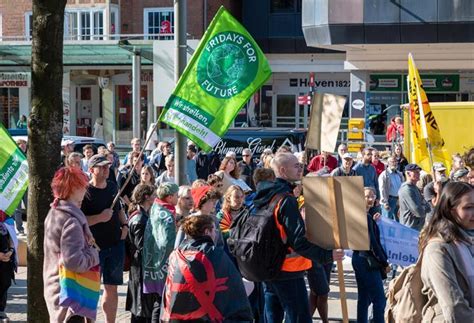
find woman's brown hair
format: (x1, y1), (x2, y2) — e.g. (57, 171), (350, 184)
(219, 156), (240, 179)
(419, 181), (473, 251)
(181, 214), (215, 239)
(221, 185), (244, 214)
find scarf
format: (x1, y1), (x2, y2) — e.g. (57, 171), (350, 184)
(142, 202), (176, 295)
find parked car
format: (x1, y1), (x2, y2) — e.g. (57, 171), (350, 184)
(8, 128), (106, 154)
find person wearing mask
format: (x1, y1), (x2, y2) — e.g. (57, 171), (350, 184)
(160, 215), (253, 322)
(44, 167), (100, 322)
(156, 154), (176, 185)
(238, 148), (257, 191)
(419, 182), (474, 321)
(125, 184), (160, 323)
(352, 187), (390, 323)
(399, 164), (431, 231)
(378, 156), (404, 221)
(330, 153), (357, 176)
(354, 148), (380, 199)
(254, 153), (344, 322)
(307, 151), (338, 175)
(371, 149), (385, 177)
(175, 185), (194, 224)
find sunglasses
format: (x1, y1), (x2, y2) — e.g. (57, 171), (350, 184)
(242, 155), (250, 157)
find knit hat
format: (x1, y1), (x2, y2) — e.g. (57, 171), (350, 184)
(191, 185), (212, 209)
(157, 182), (179, 200)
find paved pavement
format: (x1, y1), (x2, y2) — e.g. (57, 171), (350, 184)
(6, 259), (362, 322)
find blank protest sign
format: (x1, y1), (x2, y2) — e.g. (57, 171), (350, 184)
(303, 176), (369, 251)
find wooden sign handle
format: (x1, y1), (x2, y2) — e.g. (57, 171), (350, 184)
(328, 177), (349, 323)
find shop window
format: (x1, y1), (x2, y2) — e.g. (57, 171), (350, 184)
(115, 85), (148, 145)
(276, 94), (296, 128)
(0, 88), (20, 129)
(144, 8), (174, 40)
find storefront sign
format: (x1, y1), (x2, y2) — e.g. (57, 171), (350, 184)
(369, 74), (402, 92)
(213, 128), (307, 157)
(419, 74), (459, 92)
(0, 73), (30, 88)
(290, 78), (350, 89)
(370, 74), (460, 92)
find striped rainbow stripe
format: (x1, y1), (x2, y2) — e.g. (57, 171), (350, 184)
(58, 264), (101, 320)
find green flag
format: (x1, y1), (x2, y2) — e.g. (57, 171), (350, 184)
(0, 123), (28, 216)
(159, 6), (272, 151)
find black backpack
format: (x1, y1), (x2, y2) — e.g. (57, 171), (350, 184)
(227, 193), (288, 282)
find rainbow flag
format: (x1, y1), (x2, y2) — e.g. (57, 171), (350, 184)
(58, 264), (101, 320)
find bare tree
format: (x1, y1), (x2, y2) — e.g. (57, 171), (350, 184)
(27, 0), (67, 321)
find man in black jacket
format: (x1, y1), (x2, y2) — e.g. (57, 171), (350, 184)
(253, 153), (344, 323)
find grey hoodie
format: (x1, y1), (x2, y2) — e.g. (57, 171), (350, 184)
(398, 182), (430, 231)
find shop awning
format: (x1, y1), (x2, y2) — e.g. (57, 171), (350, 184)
(0, 40), (153, 67)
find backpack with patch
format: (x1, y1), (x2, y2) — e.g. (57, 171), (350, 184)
(227, 193), (288, 282)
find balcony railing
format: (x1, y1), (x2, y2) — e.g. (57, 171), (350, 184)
(0, 33), (198, 43)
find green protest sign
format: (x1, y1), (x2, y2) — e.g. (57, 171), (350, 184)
(0, 123), (28, 216)
(159, 6), (272, 151)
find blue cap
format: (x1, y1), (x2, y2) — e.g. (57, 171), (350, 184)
(405, 163), (422, 172)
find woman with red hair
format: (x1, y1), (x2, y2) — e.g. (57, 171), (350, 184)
(43, 167), (100, 322)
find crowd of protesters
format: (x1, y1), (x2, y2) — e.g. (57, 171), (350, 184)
(0, 132), (472, 322)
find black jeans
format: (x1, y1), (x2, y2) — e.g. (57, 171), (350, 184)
(0, 263), (12, 312)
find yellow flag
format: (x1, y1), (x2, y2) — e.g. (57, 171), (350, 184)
(407, 53), (450, 172)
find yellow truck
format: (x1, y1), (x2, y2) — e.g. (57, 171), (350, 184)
(404, 101), (474, 162)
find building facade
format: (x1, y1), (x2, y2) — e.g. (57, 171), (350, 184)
(302, 0), (474, 140)
(0, 0), (239, 146)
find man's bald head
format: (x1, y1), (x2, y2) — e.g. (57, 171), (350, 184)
(271, 153), (303, 182)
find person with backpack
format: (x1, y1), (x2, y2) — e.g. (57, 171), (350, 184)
(125, 184), (160, 323)
(353, 187), (390, 323)
(243, 153), (344, 323)
(418, 182), (473, 321)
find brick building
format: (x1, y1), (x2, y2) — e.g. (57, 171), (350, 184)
(0, 0), (240, 145)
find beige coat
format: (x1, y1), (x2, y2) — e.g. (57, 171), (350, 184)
(421, 238), (474, 322)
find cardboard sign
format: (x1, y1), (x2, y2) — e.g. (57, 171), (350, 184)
(306, 93), (346, 152)
(303, 176), (369, 251)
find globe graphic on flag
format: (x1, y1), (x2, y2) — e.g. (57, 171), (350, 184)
(207, 43), (245, 87)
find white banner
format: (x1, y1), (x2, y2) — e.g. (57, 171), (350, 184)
(378, 217), (420, 267)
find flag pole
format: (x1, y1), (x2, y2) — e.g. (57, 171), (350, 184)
(414, 73), (435, 171)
